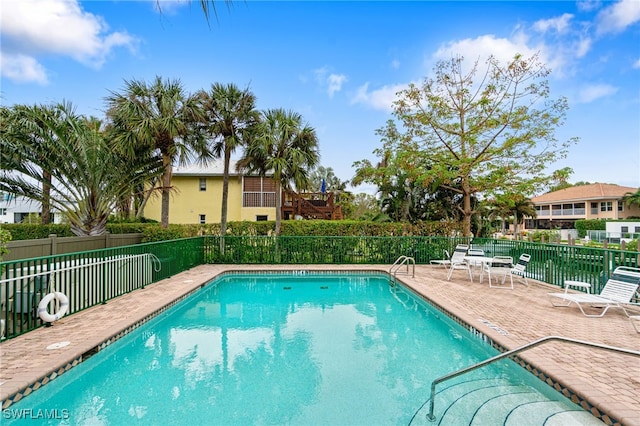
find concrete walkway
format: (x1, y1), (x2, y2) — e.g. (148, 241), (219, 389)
(1, 264), (638, 425)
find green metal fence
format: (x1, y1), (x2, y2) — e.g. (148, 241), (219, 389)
(1, 235), (638, 341)
(0, 237), (203, 340)
(204, 235), (639, 295)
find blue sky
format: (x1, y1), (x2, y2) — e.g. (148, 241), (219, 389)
(1, 0), (639, 194)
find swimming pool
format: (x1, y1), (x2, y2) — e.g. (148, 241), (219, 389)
(4, 271), (602, 425)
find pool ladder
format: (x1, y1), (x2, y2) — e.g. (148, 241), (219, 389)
(426, 335), (640, 422)
(390, 255), (415, 278)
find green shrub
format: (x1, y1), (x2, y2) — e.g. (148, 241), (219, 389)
(625, 239), (638, 252)
(0, 227), (11, 260)
(574, 219), (606, 238)
(529, 230), (561, 243)
(5, 219), (461, 242)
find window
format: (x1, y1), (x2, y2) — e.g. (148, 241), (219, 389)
(635, 227), (640, 233)
(243, 177), (276, 207)
(590, 202), (598, 215)
(621, 226), (629, 233)
(199, 178), (206, 191)
(199, 214), (206, 224)
(618, 202), (624, 212)
(600, 202), (612, 212)
(0, 208), (6, 215)
(256, 215), (268, 221)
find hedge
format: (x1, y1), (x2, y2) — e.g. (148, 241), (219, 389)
(574, 219), (606, 238)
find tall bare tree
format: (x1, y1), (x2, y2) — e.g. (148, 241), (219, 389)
(382, 53), (577, 236)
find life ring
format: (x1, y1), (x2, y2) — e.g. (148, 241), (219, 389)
(37, 292), (69, 323)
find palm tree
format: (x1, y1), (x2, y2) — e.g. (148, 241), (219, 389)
(238, 108), (320, 235)
(1, 104), (59, 224)
(0, 102), (163, 235)
(491, 194), (537, 236)
(106, 76), (211, 228)
(200, 83), (260, 235)
(622, 189), (640, 210)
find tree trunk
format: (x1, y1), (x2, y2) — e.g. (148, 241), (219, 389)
(220, 146), (231, 236)
(462, 180), (473, 237)
(135, 177), (160, 219)
(275, 181), (282, 236)
(161, 153), (172, 229)
(41, 171), (51, 224)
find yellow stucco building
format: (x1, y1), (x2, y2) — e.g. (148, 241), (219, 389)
(144, 161), (276, 224)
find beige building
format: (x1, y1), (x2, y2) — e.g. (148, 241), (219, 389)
(525, 183), (640, 230)
(144, 161), (276, 224)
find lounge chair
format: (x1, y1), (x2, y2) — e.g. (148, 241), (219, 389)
(483, 256), (515, 289)
(447, 244), (473, 282)
(509, 254), (531, 286)
(548, 266), (640, 317)
(430, 250), (451, 270)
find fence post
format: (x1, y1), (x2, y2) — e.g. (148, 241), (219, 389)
(620, 240), (626, 251)
(49, 234), (57, 256)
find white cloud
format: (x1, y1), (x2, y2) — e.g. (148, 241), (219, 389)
(596, 0), (640, 35)
(633, 58), (640, 69)
(327, 73), (347, 97)
(153, 0), (190, 15)
(351, 82), (409, 112)
(577, 0), (601, 12)
(0, 0), (136, 83)
(576, 83), (618, 103)
(0, 53), (48, 85)
(390, 59), (400, 70)
(314, 66), (348, 98)
(431, 34), (546, 74)
(533, 13), (574, 34)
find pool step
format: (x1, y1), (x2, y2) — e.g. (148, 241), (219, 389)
(411, 377), (604, 425)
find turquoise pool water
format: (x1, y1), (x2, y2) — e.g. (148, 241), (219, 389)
(4, 272), (595, 425)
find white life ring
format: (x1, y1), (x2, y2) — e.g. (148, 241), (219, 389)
(38, 292), (69, 323)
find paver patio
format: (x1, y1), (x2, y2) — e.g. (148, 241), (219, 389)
(1, 264), (638, 425)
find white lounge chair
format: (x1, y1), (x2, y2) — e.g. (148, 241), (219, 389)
(509, 253), (531, 286)
(430, 250), (451, 270)
(548, 266), (640, 317)
(447, 244), (473, 282)
(484, 256), (515, 289)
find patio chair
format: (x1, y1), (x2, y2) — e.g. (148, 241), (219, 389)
(429, 250), (451, 270)
(483, 256), (515, 289)
(447, 244), (473, 282)
(509, 253), (531, 286)
(548, 266), (640, 317)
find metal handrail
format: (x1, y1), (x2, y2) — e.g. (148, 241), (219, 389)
(426, 335), (640, 422)
(390, 255), (415, 278)
(0, 253), (162, 285)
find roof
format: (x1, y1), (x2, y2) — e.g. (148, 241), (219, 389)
(531, 183), (638, 203)
(173, 160), (239, 176)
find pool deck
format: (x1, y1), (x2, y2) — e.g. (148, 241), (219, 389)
(1, 264), (639, 425)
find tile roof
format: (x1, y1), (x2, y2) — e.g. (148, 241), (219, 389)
(531, 183), (638, 203)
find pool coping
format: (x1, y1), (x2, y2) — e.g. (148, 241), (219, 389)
(1, 264), (638, 425)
